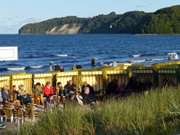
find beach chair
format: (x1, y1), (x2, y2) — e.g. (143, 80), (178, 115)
(0, 104), (4, 122)
(24, 104), (33, 120)
(33, 104), (44, 121)
(2, 103), (14, 123)
(13, 105), (25, 127)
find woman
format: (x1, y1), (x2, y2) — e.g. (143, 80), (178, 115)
(43, 82), (53, 108)
(82, 86), (96, 105)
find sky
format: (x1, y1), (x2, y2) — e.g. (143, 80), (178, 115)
(0, 0), (180, 34)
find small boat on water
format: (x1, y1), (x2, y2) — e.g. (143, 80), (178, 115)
(28, 65), (44, 69)
(7, 67), (25, 71)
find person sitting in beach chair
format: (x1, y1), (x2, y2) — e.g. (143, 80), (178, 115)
(43, 82), (53, 109)
(33, 83), (43, 105)
(82, 85), (96, 105)
(64, 80), (77, 100)
(17, 85), (26, 105)
(12, 85), (18, 101)
(82, 82), (95, 96)
(23, 93), (32, 105)
(49, 62), (54, 72)
(56, 82), (64, 104)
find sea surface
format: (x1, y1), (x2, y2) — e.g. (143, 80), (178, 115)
(0, 34), (180, 74)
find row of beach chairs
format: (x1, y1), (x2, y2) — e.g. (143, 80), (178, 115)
(0, 102), (44, 127)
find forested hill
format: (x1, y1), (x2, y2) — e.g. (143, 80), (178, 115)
(19, 5), (180, 34)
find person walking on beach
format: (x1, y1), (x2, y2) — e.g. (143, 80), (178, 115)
(49, 62), (54, 72)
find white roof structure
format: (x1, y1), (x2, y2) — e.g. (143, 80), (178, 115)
(0, 47), (18, 61)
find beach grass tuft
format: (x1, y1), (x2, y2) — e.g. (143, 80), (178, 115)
(18, 87), (180, 135)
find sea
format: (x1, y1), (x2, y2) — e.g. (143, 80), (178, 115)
(0, 34), (180, 74)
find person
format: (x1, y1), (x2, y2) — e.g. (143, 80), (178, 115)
(57, 82), (63, 96)
(72, 65), (82, 70)
(17, 85), (26, 105)
(64, 80), (76, 100)
(82, 86), (96, 105)
(43, 82), (53, 108)
(33, 83), (43, 105)
(23, 93), (32, 105)
(1, 85), (10, 104)
(49, 62), (54, 72)
(56, 82), (64, 103)
(75, 89), (84, 106)
(54, 64), (61, 71)
(82, 82), (95, 96)
(60, 65), (64, 72)
(12, 85), (18, 101)
(91, 58), (96, 67)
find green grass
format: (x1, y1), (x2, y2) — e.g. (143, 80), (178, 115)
(18, 87), (180, 135)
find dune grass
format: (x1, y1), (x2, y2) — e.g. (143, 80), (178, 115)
(18, 87), (180, 135)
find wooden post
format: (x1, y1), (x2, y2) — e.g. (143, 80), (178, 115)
(102, 69), (107, 96)
(153, 69), (159, 88)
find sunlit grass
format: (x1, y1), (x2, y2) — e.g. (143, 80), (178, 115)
(18, 87), (180, 135)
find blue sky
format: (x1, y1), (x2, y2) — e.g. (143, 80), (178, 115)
(0, 0), (180, 34)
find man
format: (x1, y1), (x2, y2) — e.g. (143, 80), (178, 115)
(56, 82), (64, 104)
(64, 80), (76, 100)
(12, 85), (18, 101)
(23, 93), (32, 105)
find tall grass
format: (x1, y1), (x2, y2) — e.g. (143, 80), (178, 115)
(18, 87), (180, 135)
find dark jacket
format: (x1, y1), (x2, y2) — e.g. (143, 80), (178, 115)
(82, 94), (96, 105)
(64, 84), (76, 97)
